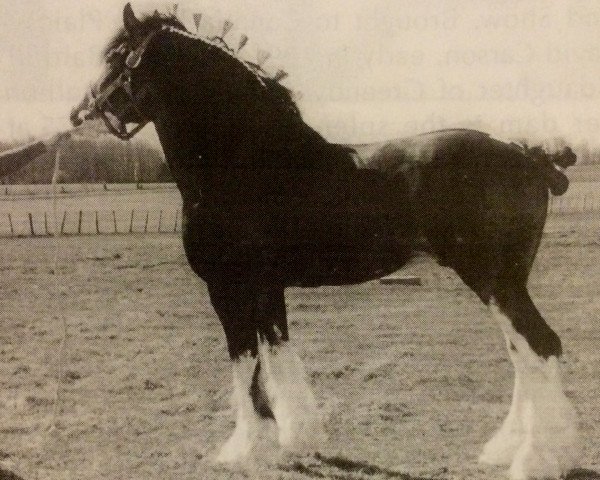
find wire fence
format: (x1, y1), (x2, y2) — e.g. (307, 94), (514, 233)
(548, 194), (600, 215)
(0, 192), (597, 238)
(0, 208), (181, 237)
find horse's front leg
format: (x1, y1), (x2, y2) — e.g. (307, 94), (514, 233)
(207, 280), (263, 462)
(254, 287), (322, 451)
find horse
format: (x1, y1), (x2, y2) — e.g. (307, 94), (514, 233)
(70, 5), (580, 479)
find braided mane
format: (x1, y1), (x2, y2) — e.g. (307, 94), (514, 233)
(103, 12), (301, 118)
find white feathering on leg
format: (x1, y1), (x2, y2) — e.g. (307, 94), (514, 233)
(216, 355), (260, 462)
(479, 333), (526, 465)
(259, 341), (323, 450)
(509, 356), (580, 480)
(481, 302), (581, 479)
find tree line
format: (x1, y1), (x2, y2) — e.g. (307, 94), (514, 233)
(0, 135), (173, 184)
(1, 133), (600, 185)
(574, 142), (600, 166)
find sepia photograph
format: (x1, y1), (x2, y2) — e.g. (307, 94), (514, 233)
(0, 1), (599, 479)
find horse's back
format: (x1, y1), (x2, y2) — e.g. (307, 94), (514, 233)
(347, 129), (525, 172)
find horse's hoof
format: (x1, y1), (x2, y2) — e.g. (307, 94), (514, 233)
(215, 448), (246, 463)
(276, 416), (326, 454)
(215, 445), (249, 463)
(507, 435), (580, 480)
(271, 395), (324, 452)
(215, 430), (252, 463)
(509, 444), (562, 480)
(479, 430), (522, 466)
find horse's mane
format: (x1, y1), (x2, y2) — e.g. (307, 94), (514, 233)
(102, 12), (301, 118)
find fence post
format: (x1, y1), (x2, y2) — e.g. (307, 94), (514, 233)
(144, 211), (149, 233)
(7, 213), (13, 236)
(95, 211), (100, 235)
(174, 209), (179, 233)
(44, 212), (49, 236)
(60, 211), (67, 235)
(158, 210), (162, 233)
(113, 210), (118, 234)
(129, 210), (135, 233)
(78, 210), (83, 235)
(28, 213), (35, 237)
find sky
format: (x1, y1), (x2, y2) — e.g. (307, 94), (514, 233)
(1, 0), (600, 146)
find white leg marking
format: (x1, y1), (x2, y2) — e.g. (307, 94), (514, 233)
(481, 302), (581, 479)
(479, 331), (526, 465)
(509, 356), (580, 480)
(259, 341), (323, 450)
(216, 355), (260, 463)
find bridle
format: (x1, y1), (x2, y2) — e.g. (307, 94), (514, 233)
(89, 29), (160, 140)
(83, 24), (273, 140)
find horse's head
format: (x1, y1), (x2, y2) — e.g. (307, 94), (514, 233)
(70, 3), (184, 140)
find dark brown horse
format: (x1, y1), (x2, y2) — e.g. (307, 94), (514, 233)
(70, 5), (580, 478)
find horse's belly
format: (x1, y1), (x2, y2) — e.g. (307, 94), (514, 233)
(284, 242), (412, 287)
(280, 200), (414, 286)
(182, 170), (416, 285)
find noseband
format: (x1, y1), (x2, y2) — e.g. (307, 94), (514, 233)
(90, 29), (159, 140)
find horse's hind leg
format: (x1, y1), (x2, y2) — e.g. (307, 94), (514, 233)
(207, 281), (262, 462)
(254, 287), (321, 450)
(481, 281), (580, 479)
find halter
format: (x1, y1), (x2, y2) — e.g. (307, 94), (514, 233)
(90, 29), (159, 140)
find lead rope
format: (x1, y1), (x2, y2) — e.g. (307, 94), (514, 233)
(28, 144), (68, 480)
(50, 144), (67, 430)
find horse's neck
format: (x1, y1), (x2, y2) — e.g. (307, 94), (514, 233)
(152, 34), (356, 183)
(158, 97), (354, 174)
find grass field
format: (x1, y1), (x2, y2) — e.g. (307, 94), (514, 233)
(565, 164), (600, 183)
(0, 212), (598, 480)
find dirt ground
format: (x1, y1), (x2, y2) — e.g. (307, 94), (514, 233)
(0, 214), (598, 480)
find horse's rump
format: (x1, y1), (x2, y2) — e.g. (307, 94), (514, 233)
(349, 128), (569, 197)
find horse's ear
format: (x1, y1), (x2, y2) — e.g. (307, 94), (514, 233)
(154, 9), (160, 17)
(123, 3), (142, 37)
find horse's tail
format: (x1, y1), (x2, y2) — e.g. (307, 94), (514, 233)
(520, 144), (577, 196)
